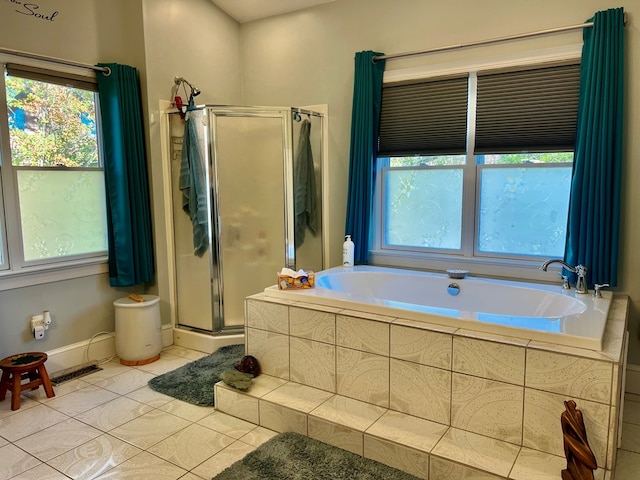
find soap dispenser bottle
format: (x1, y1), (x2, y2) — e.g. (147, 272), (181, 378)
(343, 235), (354, 267)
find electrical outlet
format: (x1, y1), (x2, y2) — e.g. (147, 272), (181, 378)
(31, 314), (46, 330)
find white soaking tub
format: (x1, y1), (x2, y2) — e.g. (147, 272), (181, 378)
(264, 265), (612, 350)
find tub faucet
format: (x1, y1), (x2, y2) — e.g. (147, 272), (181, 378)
(539, 259), (588, 294)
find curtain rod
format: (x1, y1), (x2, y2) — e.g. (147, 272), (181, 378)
(0, 47), (110, 75)
(373, 14), (627, 62)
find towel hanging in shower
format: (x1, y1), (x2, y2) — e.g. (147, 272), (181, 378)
(179, 113), (209, 257)
(294, 119), (318, 248)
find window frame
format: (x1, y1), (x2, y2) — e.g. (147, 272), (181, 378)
(370, 45), (582, 282)
(0, 56), (108, 291)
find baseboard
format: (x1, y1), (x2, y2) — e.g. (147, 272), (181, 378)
(626, 363), (640, 396)
(45, 325), (174, 375)
(173, 327), (244, 354)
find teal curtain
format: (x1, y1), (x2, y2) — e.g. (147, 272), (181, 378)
(345, 51), (386, 264)
(565, 8), (625, 287)
(96, 63), (154, 287)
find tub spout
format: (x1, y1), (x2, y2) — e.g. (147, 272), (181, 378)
(540, 259), (574, 272)
(540, 259), (588, 294)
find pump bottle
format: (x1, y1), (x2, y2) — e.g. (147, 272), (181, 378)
(343, 235), (354, 267)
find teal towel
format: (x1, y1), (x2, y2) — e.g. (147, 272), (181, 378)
(294, 119), (318, 248)
(179, 114), (209, 257)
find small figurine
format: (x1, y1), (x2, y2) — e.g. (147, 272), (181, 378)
(561, 399), (597, 480)
(235, 355), (261, 377)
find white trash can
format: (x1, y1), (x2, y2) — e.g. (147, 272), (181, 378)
(114, 295), (162, 366)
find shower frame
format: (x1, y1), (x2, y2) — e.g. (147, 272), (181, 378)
(166, 105), (325, 337)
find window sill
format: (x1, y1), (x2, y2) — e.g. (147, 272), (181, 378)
(368, 249), (566, 285)
(0, 257), (109, 292)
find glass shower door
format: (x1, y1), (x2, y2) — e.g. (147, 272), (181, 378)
(212, 112), (288, 329)
(169, 110), (216, 332)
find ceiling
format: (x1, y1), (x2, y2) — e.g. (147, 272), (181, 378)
(210, 0), (336, 23)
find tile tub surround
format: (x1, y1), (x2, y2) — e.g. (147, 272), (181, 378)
(226, 293), (630, 479)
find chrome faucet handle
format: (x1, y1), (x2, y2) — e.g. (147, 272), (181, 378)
(593, 283), (610, 298)
(561, 275), (571, 290)
(574, 264), (589, 294)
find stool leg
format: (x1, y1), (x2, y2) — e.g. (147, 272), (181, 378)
(0, 369), (9, 401)
(27, 371), (39, 390)
(37, 365), (55, 399)
(11, 372), (21, 410)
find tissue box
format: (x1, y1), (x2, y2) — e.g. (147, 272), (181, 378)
(277, 271), (315, 290)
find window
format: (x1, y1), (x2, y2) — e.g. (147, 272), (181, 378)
(374, 63), (579, 272)
(0, 63), (107, 283)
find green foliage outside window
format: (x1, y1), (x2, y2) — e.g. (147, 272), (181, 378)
(390, 152), (573, 168)
(492, 152), (573, 164)
(6, 76), (99, 168)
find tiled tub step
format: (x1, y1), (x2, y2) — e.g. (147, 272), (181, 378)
(215, 375), (612, 480)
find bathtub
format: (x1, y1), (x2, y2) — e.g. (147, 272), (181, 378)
(263, 265), (612, 350)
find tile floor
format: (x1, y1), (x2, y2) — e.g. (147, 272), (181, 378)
(0, 345), (639, 479)
(0, 346), (278, 479)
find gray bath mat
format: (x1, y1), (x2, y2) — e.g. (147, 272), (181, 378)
(148, 344), (244, 405)
(212, 432), (421, 479)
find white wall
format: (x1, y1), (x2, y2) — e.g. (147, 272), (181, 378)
(239, 0), (640, 363)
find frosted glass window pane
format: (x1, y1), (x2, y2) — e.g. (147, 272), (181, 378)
(384, 169), (463, 249)
(17, 170), (108, 261)
(478, 166), (571, 257)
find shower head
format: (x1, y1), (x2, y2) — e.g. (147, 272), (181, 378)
(174, 76), (200, 96)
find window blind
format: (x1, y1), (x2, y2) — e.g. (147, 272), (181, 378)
(378, 76), (468, 156)
(475, 63), (580, 154)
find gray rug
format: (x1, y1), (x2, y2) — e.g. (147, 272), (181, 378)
(148, 344), (244, 405)
(213, 432), (421, 479)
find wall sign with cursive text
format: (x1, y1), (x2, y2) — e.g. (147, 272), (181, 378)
(4, 0), (60, 22)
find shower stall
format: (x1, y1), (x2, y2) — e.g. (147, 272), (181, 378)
(167, 106), (324, 337)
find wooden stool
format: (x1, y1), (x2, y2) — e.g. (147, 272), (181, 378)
(0, 352), (55, 410)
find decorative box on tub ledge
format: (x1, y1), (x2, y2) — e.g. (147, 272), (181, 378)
(277, 269), (315, 290)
